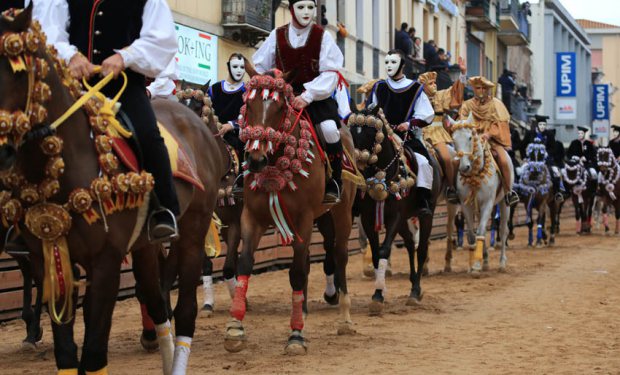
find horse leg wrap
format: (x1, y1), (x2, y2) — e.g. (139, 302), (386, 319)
(474, 237), (484, 262)
(576, 221), (581, 233)
(375, 259), (388, 291)
(156, 320), (174, 375)
(202, 276), (214, 307)
(230, 275), (250, 321)
(225, 277), (237, 299)
(325, 274), (336, 297)
(58, 369), (78, 375)
(171, 336), (192, 375)
(140, 303), (155, 331)
(85, 367), (108, 375)
(290, 291), (305, 331)
(537, 224), (543, 241)
(603, 214), (609, 228)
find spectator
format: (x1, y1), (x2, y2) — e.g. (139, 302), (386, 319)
(423, 40), (439, 71)
(395, 23), (413, 56)
(413, 37), (424, 62)
(498, 69), (516, 114)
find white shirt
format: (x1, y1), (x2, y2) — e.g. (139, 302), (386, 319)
(36, 0), (177, 78)
(253, 23), (344, 104)
(370, 76), (435, 125)
(146, 58), (178, 98)
(222, 79), (244, 93)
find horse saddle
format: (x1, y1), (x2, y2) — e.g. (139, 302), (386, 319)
(402, 143), (419, 178)
(109, 111), (205, 191)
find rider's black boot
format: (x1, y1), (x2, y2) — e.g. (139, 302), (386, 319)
(414, 187), (433, 217)
(324, 142), (343, 204)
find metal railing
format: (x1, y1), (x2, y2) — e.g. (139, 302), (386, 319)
(221, 0), (272, 32)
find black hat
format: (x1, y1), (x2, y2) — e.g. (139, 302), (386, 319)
(577, 126), (590, 133)
(612, 125), (620, 131)
(289, 0), (316, 7)
(533, 114), (549, 122)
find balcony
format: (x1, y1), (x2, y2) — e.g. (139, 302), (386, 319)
(498, 0), (530, 45)
(221, 0), (273, 47)
(466, 0), (500, 31)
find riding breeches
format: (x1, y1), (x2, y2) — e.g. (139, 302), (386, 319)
(414, 152), (433, 190)
(435, 142), (456, 187)
(491, 143), (513, 193)
(103, 75), (180, 215)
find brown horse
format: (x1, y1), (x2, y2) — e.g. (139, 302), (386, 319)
(0, 10), (224, 374)
(596, 147), (620, 235)
(562, 156), (597, 234)
(223, 71), (356, 355)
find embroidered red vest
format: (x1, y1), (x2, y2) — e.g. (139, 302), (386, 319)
(275, 24), (324, 94)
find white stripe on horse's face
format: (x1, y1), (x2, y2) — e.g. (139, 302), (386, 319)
(452, 128), (474, 174)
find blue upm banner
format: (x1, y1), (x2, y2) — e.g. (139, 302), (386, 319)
(556, 52), (576, 97)
(593, 84), (609, 120)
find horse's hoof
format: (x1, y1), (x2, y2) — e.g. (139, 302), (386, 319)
(323, 291), (339, 306)
(224, 320), (247, 353)
(140, 331), (159, 353)
(535, 243), (543, 249)
(456, 246), (463, 251)
(482, 262), (490, 272)
(508, 233), (515, 240)
(498, 266), (507, 273)
(443, 265), (452, 273)
(285, 332), (308, 355)
(337, 321), (356, 336)
(488, 246), (495, 252)
(21, 340), (37, 351)
(406, 290), (423, 306)
(202, 304), (214, 317)
(363, 266), (375, 278)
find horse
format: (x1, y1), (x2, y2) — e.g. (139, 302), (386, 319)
(562, 156), (597, 234)
(510, 140), (554, 247)
(0, 10), (224, 373)
(349, 107), (439, 314)
(177, 84), (243, 312)
(596, 147), (620, 235)
(449, 114), (510, 272)
(222, 70), (357, 355)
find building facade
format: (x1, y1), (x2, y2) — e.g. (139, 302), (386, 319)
(529, 0), (592, 144)
(578, 19), (620, 139)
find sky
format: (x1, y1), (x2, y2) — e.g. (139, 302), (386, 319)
(557, 0), (620, 26)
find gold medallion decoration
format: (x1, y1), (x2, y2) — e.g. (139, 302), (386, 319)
(25, 203), (71, 241)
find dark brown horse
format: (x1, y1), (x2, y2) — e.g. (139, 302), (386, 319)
(562, 156), (597, 234)
(0, 10), (224, 374)
(596, 147), (620, 235)
(349, 107), (438, 314)
(223, 71), (356, 355)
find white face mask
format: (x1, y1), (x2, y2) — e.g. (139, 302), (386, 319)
(385, 54), (402, 78)
(578, 130), (585, 141)
(293, 1), (316, 28)
(537, 122), (547, 132)
(228, 57), (246, 82)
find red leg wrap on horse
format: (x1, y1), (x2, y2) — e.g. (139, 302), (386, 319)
(140, 303), (155, 331)
(290, 290), (305, 331)
(230, 275), (250, 321)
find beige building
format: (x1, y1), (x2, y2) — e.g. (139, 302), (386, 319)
(578, 19), (620, 128)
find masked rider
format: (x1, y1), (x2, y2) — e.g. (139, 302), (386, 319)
(567, 126), (598, 180)
(252, 0), (344, 204)
(367, 49), (435, 216)
(417, 57), (467, 204)
(459, 76), (519, 206)
(522, 119), (565, 202)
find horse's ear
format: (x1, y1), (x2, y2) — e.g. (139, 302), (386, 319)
(201, 80), (211, 92)
(180, 80), (188, 90)
(446, 115), (456, 127)
(0, 3), (32, 32)
(244, 57), (259, 78)
(467, 112), (473, 124)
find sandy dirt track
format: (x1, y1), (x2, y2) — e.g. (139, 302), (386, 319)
(0, 220), (619, 375)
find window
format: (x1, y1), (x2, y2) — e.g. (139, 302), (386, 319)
(372, 0), (380, 47)
(373, 48), (380, 78)
(356, 0), (364, 38)
(356, 40), (364, 74)
(447, 25), (452, 55)
(434, 16), (439, 42)
(423, 8), (429, 41)
(337, 33), (345, 65)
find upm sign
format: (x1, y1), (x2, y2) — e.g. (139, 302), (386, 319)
(592, 84), (609, 120)
(556, 52), (576, 97)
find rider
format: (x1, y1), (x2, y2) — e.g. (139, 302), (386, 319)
(209, 53), (247, 194)
(567, 126), (598, 181)
(417, 57), (467, 204)
(459, 76), (520, 206)
(367, 49), (435, 216)
(252, 0), (344, 204)
(609, 125), (620, 159)
(522, 118), (565, 202)
(38, 0), (180, 242)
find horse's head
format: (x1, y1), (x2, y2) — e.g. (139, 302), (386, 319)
(597, 147), (614, 171)
(526, 139), (548, 163)
(563, 156), (584, 185)
(448, 113), (478, 175)
(177, 80), (210, 118)
(348, 105), (387, 171)
(239, 70), (295, 173)
(0, 5), (44, 170)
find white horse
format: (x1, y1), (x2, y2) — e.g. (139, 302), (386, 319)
(448, 114), (511, 272)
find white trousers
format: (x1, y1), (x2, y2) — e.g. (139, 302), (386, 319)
(414, 152), (433, 190)
(320, 120), (340, 144)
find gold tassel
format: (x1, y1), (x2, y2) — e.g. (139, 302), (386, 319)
(42, 237), (75, 324)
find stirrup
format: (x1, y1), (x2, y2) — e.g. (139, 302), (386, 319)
(147, 208), (179, 244)
(505, 191), (519, 206)
(322, 179), (341, 204)
(554, 192), (564, 203)
(4, 225), (29, 257)
(446, 187), (459, 204)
